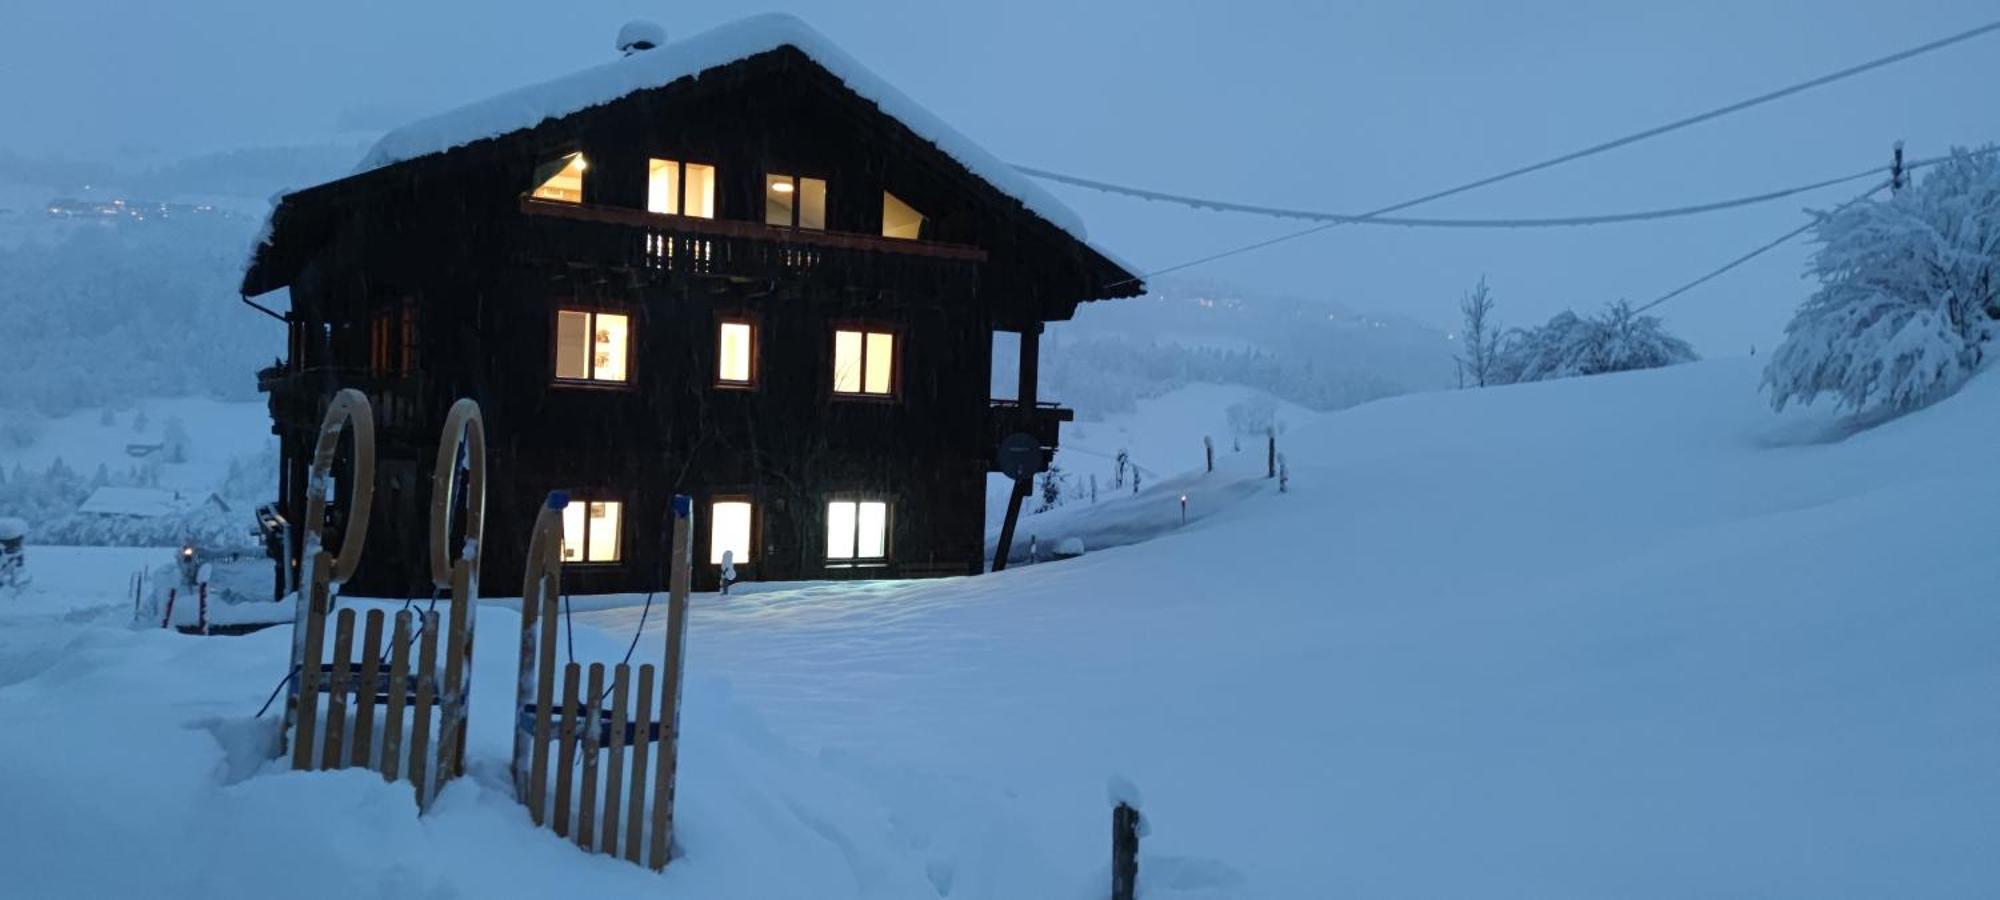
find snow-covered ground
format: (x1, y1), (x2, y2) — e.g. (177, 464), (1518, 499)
(2, 357), (1995, 897)
(0, 397), (269, 494)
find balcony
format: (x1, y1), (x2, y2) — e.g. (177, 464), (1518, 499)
(259, 366), (433, 436)
(986, 399), (1072, 475)
(517, 198), (985, 285)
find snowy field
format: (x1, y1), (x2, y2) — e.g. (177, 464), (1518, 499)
(0, 396), (269, 493)
(2, 358), (1995, 897)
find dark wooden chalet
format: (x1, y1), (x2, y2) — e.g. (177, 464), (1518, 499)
(241, 15), (1141, 597)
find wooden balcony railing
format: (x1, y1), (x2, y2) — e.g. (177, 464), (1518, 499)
(518, 198), (986, 284)
(260, 366), (432, 436)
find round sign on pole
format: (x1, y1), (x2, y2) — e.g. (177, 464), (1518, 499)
(996, 432), (1042, 482)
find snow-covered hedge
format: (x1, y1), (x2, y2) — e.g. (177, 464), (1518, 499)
(1765, 148), (2000, 415)
(1491, 301), (1698, 385)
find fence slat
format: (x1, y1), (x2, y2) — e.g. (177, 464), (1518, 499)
(601, 664), (630, 858)
(407, 612), (439, 807)
(323, 608), (356, 769)
(352, 610), (385, 769)
(577, 663), (604, 851)
(441, 558), (473, 780)
(554, 663), (581, 838)
(381, 611), (411, 783)
(625, 664), (655, 865)
(290, 559), (331, 771)
(529, 585), (559, 826)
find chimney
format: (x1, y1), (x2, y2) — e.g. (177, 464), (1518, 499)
(617, 21), (666, 56)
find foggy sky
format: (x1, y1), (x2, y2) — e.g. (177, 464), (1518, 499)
(4, 0), (1995, 352)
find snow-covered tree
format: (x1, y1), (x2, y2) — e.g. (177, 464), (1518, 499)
(1491, 301), (1696, 384)
(1455, 277), (1503, 387)
(1037, 462), (1065, 513)
(1765, 147), (2000, 415)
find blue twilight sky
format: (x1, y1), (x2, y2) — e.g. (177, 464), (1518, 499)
(3, 0), (1995, 352)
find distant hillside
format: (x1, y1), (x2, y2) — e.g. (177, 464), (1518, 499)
(1001, 278), (1456, 424)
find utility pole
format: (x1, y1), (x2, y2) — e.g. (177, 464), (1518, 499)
(1890, 140), (1906, 194)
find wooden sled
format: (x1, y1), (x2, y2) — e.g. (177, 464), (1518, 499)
(279, 392), (486, 810)
(513, 492), (694, 870)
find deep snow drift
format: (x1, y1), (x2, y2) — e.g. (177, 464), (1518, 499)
(1, 358), (1994, 898)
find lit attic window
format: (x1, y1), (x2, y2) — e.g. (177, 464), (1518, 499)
(882, 192), (925, 240)
(531, 153), (588, 203)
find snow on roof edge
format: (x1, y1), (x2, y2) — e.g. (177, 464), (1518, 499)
(354, 13), (1098, 247)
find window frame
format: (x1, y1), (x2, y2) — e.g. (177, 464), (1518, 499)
(549, 304), (636, 389)
(823, 495), (893, 564)
(706, 493), (759, 569)
(713, 312), (759, 390)
(880, 190), (926, 240)
(529, 150), (588, 204)
(764, 172), (829, 230)
(646, 157), (718, 219)
(829, 323), (900, 400)
(559, 493), (627, 566)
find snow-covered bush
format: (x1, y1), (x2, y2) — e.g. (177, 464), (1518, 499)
(1764, 148), (2000, 415)
(1491, 301), (1697, 384)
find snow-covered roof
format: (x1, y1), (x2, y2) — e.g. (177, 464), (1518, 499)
(355, 13), (1092, 244)
(78, 487), (221, 518)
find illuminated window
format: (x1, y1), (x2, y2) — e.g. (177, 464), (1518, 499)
(710, 499), (753, 565)
(717, 320), (754, 385)
(825, 500), (888, 561)
(531, 153), (587, 203)
(560, 499), (623, 563)
(882, 192), (925, 240)
(832, 329), (894, 396)
(554, 309), (630, 384)
(647, 159), (716, 218)
(765, 174), (827, 229)
(370, 302), (418, 377)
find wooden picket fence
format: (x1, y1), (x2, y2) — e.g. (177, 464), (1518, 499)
(281, 393), (486, 811)
(514, 492), (693, 870)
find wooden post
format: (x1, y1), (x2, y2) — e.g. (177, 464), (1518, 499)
(408, 611), (439, 807)
(649, 495), (695, 870)
(554, 663), (581, 838)
(381, 611), (411, 783)
(1112, 802), (1142, 900)
(1267, 429), (1276, 479)
(625, 664), (656, 865)
(991, 476), (1031, 572)
(352, 609), (384, 769)
(578, 663), (604, 851)
(601, 664), (631, 857)
(289, 554), (331, 770)
(1204, 436), (1214, 473)
(323, 608), (356, 769)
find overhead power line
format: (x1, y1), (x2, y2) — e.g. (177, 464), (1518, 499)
(1080, 17), (2000, 285)
(1633, 145), (2000, 313)
(1016, 161), (1883, 228)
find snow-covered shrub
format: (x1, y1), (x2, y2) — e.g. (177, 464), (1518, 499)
(1764, 148), (2000, 415)
(1491, 301), (1697, 384)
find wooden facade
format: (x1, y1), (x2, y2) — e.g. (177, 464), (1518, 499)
(243, 41), (1139, 598)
